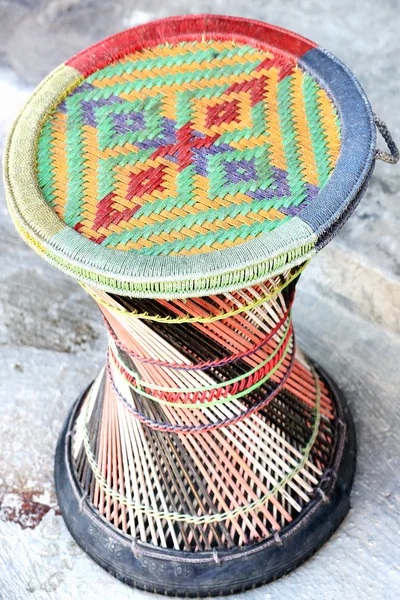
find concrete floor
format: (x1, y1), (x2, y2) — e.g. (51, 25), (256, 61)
(0, 1), (399, 599)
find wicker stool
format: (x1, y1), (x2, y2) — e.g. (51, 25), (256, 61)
(4, 15), (398, 596)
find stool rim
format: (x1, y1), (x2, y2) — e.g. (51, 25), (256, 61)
(3, 14), (375, 298)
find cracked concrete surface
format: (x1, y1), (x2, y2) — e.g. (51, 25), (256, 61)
(0, 1), (399, 599)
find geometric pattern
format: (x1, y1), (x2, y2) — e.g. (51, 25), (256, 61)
(36, 40), (341, 256)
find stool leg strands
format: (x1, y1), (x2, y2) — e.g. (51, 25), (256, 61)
(55, 267), (356, 595)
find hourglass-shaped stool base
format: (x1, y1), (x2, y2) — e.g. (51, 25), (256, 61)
(55, 360), (356, 597)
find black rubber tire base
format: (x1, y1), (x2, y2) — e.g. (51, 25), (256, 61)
(54, 363), (356, 597)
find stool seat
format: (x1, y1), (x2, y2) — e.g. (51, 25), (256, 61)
(4, 15), (375, 298)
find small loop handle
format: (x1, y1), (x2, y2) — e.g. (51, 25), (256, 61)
(374, 114), (399, 165)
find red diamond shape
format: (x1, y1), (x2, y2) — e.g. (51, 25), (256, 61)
(127, 163), (167, 200)
(205, 99), (241, 129)
(92, 192), (141, 233)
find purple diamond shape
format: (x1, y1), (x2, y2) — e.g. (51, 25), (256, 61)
(225, 159), (257, 183)
(111, 111), (146, 135)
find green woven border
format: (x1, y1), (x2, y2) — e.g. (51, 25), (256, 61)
(4, 63), (317, 298)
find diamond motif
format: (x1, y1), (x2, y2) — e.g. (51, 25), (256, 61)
(111, 111), (146, 136)
(126, 163), (167, 200)
(205, 99), (241, 129)
(226, 159), (257, 183)
(208, 146), (274, 200)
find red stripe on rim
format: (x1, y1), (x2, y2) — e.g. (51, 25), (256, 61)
(66, 14), (316, 77)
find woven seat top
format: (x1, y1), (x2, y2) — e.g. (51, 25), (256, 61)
(4, 15), (376, 297)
